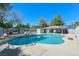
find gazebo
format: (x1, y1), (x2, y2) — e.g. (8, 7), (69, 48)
(41, 26), (68, 34)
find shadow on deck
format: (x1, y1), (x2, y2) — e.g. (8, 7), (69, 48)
(0, 48), (21, 56)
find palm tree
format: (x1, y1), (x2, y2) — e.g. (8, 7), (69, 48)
(74, 22), (79, 26)
(50, 15), (64, 26)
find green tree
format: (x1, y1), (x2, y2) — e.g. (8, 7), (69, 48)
(15, 24), (30, 33)
(0, 3), (12, 11)
(3, 22), (13, 30)
(26, 23), (30, 29)
(74, 22), (79, 26)
(15, 24), (27, 28)
(0, 3), (12, 33)
(31, 25), (40, 30)
(39, 18), (47, 28)
(50, 15), (64, 26)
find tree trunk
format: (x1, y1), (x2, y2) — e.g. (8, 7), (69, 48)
(1, 17), (4, 34)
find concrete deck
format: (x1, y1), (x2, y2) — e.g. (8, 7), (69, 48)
(0, 34), (79, 56)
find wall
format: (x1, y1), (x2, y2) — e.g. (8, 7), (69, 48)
(37, 29), (41, 35)
(75, 26), (79, 40)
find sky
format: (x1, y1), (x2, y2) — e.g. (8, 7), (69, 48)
(12, 3), (79, 25)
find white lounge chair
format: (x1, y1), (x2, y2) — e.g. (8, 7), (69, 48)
(3, 33), (8, 37)
(24, 32), (27, 35)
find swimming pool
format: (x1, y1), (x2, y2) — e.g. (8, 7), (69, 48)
(8, 34), (64, 45)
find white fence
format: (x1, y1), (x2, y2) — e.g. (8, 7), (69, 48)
(68, 29), (75, 34)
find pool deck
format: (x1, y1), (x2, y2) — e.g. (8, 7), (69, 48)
(0, 34), (79, 56)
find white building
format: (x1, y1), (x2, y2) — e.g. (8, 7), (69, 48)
(37, 26), (69, 34)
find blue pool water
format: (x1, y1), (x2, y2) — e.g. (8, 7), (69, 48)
(8, 34), (64, 45)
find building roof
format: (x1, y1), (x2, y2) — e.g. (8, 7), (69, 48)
(42, 26), (67, 29)
(42, 25), (76, 29)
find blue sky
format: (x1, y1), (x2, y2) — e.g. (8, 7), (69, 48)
(12, 3), (79, 25)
